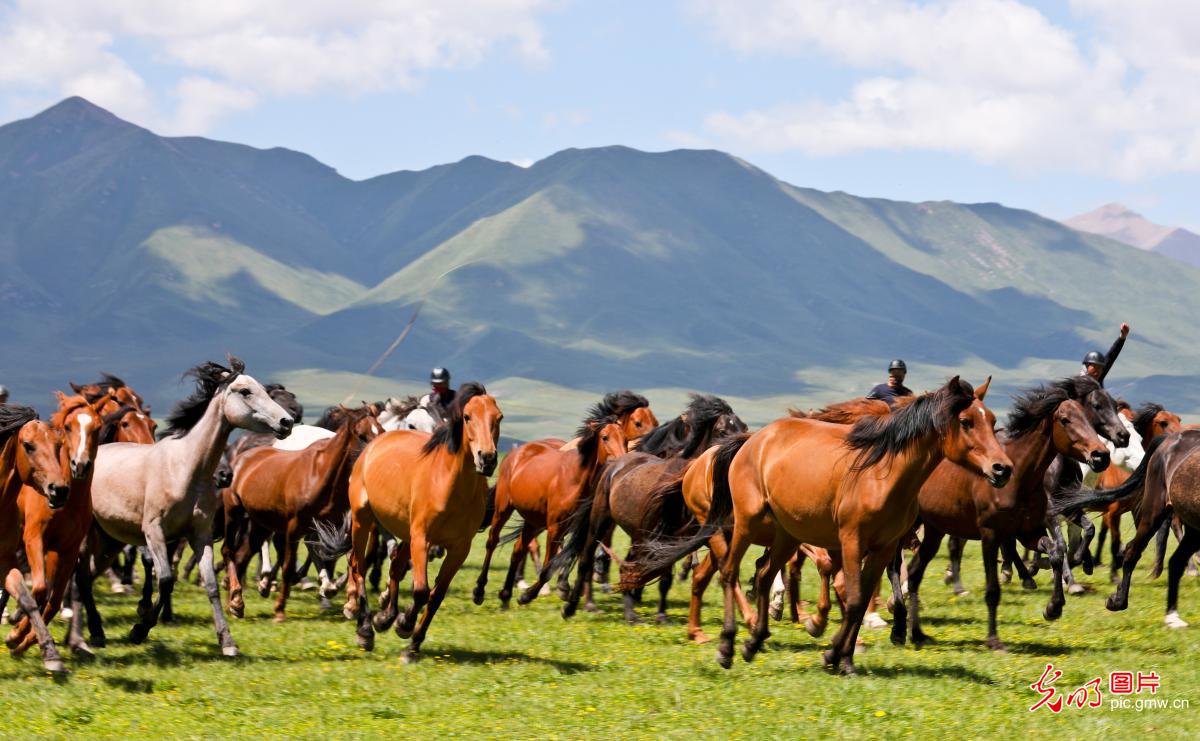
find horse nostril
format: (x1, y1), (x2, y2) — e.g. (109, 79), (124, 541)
(992, 463), (1011, 480)
(279, 417), (294, 431)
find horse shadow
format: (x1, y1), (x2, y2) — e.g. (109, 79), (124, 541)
(859, 663), (999, 685)
(433, 647), (593, 674)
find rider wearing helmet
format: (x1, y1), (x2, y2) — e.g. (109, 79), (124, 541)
(0, 385), (8, 404)
(419, 367), (456, 421)
(1081, 323), (1130, 385)
(865, 359), (913, 408)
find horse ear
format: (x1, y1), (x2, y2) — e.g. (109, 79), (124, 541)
(69, 382), (84, 394)
(975, 376), (992, 401)
(55, 390), (68, 403)
(338, 404), (350, 412)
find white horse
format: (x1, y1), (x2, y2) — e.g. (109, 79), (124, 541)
(86, 357), (291, 656)
(272, 424), (335, 451)
(379, 396), (442, 433)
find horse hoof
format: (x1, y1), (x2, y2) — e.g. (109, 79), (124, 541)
(257, 582), (271, 599)
(654, 614), (671, 625)
(273, 613), (286, 624)
(222, 644), (240, 658)
(1081, 560), (1094, 576)
(822, 649), (837, 669)
(1106, 594), (1127, 612)
(1022, 579), (1038, 591)
(561, 604), (576, 620)
(863, 612), (888, 630)
(357, 631), (375, 651)
(690, 631), (711, 645)
(839, 659), (857, 676)
(372, 612), (396, 632)
(1000, 571), (1012, 585)
(1164, 611), (1189, 629)
(90, 634), (106, 649)
(128, 624), (149, 645)
(471, 587), (485, 606)
(583, 602), (600, 614)
(228, 604), (244, 619)
(912, 631), (934, 648)
(342, 606), (356, 621)
(42, 656), (67, 674)
(70, 642), (96, 661)
(399, 649), (419, 665)
(556, 584), (571, 602)
(890, 629), (906, 647)
(769, 606), (782, 621)
(517, 590), (536, 606)
(716, 650), (733, 670)
(804, 617), (825, 638)
(395, 622), (414, 640)
(1043, 603), (1063, 621)
(1067, 583), (1085, 595)
(986, 637), (1007, 653)
(741, 640), (760, 662)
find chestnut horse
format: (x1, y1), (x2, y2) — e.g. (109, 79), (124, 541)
(638, 377), (1012, 674)
(224, 404), (382, 621)
(322, 382), (501, 662)
(556, 395), (747, 624)
(0, 406), (72, 672)
(473, 416), (626, 608)
(1131, 403), (1200, 580)
(899, 377), (1111, 651)
(6, 392), (109, 659)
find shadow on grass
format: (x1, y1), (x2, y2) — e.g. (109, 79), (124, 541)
(860, 663), (999, 685)
(103, 676), (155, 693)
(434, 647), (594, 673)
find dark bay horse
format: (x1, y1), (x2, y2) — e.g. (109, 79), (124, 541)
(0, 406), (72, 672)
(555, 395), (747, 624)
(899, 377), (1110, 651)
(473, 416), (626, 607)
(1053, 429), (1200, 628)
(6, 392), (109, 658)
(636, 378), (1012, 674)
(324, 382), (501, 662)
(225, 405), (381, 621)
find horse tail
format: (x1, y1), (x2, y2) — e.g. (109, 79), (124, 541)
(629, 433), (750, 580)
(497, 516), (526, 546)
(311, 511), (353, 562)
(617, 466), (690, 590)
(547, 466), (611, 578)
(1050, 434), (1167, 517)
(479, 485), (497, 532)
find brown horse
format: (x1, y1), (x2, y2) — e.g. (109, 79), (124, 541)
(1131, 403), (1198, 580)
(0, 406), (72, 672)
(6, 392), (109, 658)
(899, 377), (1110, 651)
(321, 382), (501, 662)
(555, 395), (748, 623)
(638, 377), (1011, 673)
(559, 391), (658, 452)
(473, 416), (626, 608)
(1053, 428), (1200, 628)
(225, 405), (382, 621)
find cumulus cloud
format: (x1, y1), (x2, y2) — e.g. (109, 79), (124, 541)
(690, 0), (1200, 179)
(0, 0), (553, 133)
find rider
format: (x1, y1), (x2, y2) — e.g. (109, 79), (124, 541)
(865, 360), (913, 407)
(419, 367), (456, 419)
(0, 385), (8, 404)
(1080, 323), (1130, 385)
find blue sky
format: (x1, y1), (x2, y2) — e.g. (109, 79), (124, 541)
(2, 0), (1197, 229)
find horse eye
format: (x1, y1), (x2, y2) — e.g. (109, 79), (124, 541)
(635, 422), (643, 428)
(239, 388), (251, 397)
(960, 418), (973, 428)
(22, 442), (34, 453)
(1059, 417), (1070, 427)
(464, 415), (471, 422)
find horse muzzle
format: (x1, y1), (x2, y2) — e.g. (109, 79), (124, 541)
(475, 452), (498, 477)
(273, 416), (294, 440)
(1089, 450), (1111, 473)
(46, 484), (70, 509)
(70, 459), (92, 480)
(985, 462), (1012, 489)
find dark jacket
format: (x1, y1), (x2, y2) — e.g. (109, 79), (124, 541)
(1099, 334), (1125, 384)
(866, 383), (913, 408)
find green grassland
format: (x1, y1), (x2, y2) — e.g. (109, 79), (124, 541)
(0, 528), (1196, 738)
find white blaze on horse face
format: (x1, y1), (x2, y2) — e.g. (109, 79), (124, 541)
(76, 413), (93, 462)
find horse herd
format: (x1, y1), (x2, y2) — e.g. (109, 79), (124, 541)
(0, 357), (1198, 676)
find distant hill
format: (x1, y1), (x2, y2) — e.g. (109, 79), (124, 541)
(3, 98), (1200, 431)
(1065, 203), (1200, 268)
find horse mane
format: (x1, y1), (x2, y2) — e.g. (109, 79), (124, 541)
(575, 415), (619, 464)
(1133, 402), (1166, 442)
(264, 383), (303, 423)
(1005, 376), (1096, 439)
(586, 390), (650, 423)
(845, 378), (975, 471)
(422, 382), (487, 456)
(48, 395), (93, 429)
(679, 394), (739, 459)
(162, 357), (246, 439)
(633, 416), (688, 456)
(316, 401), (379, 432)
(0, 404), (39, 444)
(315, 406), (344, 431)
(790, 397), (893, 424)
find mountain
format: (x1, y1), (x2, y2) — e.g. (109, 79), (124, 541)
(1064, 203), (1200, 268)
(3, 98), (1200, 435)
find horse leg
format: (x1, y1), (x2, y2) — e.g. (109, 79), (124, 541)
(829, 541), (890, 676)
(980, 532), (1005, 651)
(473, 505), (511, 605)
(1149, 516), (1171, 579)
(562, 525), (598, 619)
(185, 525), (237, 656)
(400, 541), (470, 663)
(1002, 537), (1037, 590)
(887, 546), (908, 647)
(364, 528), (383, 594)
(678, 552), (695, 582)
(1071, 512), (1096, 575)
(371, 540), (409, 631)
(346, 510), (375, 649)
(128, 524), (174, 645)
(1035, 531), (1067, 621)
(655, 566), (674, 624)
(1109, 511), (1124, 582)
(1047, 515), (1082, 595)
(7, 535), (46, 652)
(519, 523), (561, 606)
(272, 527), (298, 622)
(716, 523), (753, 670)
(1110, 507), (1170, 612)
(743, 532), (798, 662)
(499, 524), (534, 608)
(905, 528), (941, 646)
(1094, 511), (1109, 566)
(943, 535), (968, 595)
(787, 551), (803, 624)
(688, 550), (718, 643)
(160, 540), (184, 624)
(1164, 525), (1200, 628)
(4, 569), (64, 674)
(806, 551), (837, 638)
(135, 548), (156, 623)
(395, 536), (430, 640)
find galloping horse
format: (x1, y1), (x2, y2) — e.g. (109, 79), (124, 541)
(636, 378), (1011, 674)
(899, 377), (1111, 650)
(84, 358), (292, 656)
(556, 395), (747, 624)
(327, 382), (501, 662)
(6, 392), (109, 659)
(1131, 404), (1200, 580)
(225, 405), (382, 621)
(473, 415), (626, 608)
(0, 406), (72, 672)
(1054, 429), (1200, 628)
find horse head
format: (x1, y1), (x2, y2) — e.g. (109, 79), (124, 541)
(1051, 399), (1110, 473)
(940, 376), (1013, 488)
(52, 390), (109, 480)
(16, 420), (70, 509)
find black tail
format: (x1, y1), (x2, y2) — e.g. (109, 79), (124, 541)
(547, 468), (609, 578)
(497, 515), (526, 546)
(311, 511), (353, 562)
(1050, 434), (1166, 517)
(627, 432), (750, 579)
(478, 485), (497, 532)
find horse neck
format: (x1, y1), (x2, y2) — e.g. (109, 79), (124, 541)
(314, 422), (361, 502)
(1003, 418), (1059, 496)
(177, 393), (235, 483)
(883, 440), (946, 496)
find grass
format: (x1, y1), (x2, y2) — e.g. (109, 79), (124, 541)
(1, 533), (1197, 738)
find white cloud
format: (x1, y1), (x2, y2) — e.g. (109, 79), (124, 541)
(0, 0), (554, 133)
(689, 0), (1200, 179)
